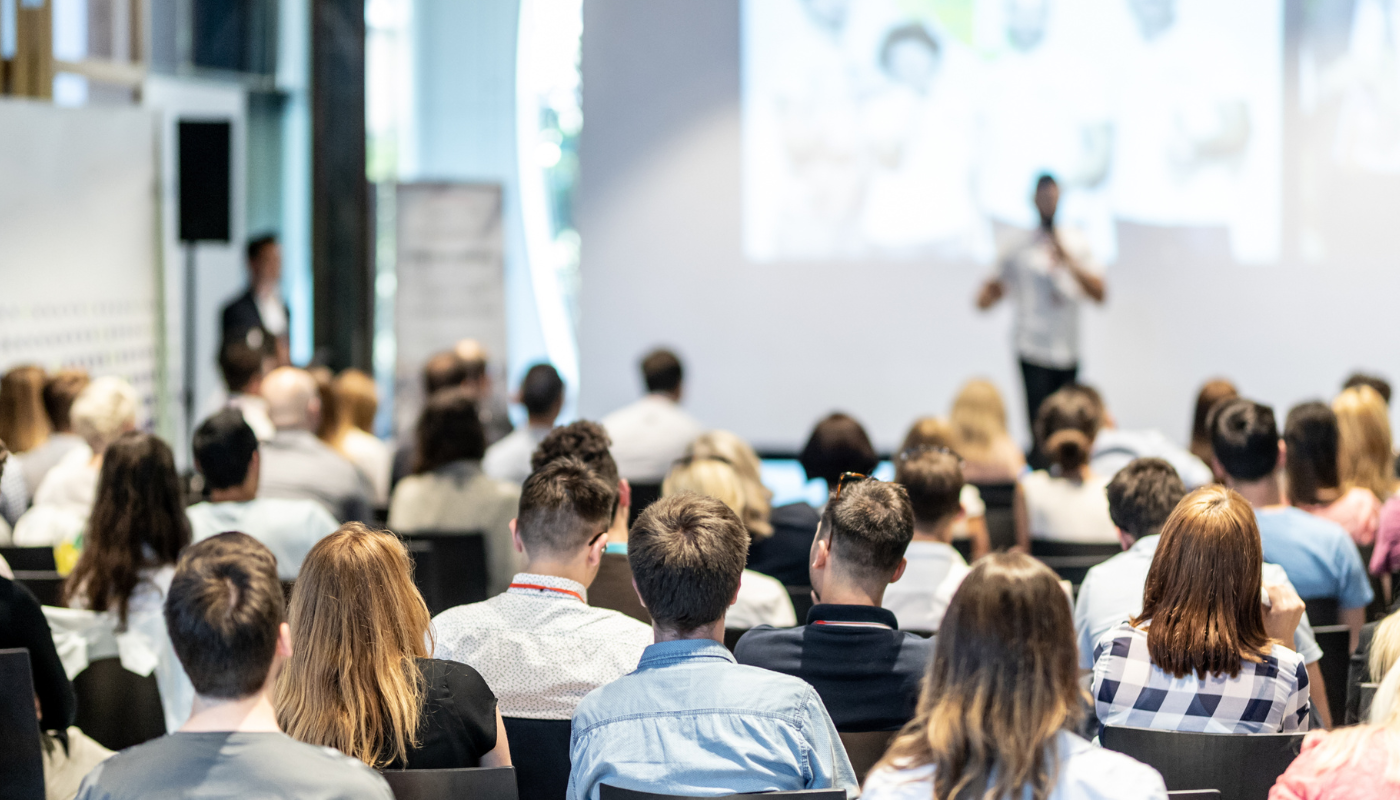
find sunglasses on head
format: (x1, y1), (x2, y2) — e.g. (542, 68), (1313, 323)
(833, 471), (879, 499)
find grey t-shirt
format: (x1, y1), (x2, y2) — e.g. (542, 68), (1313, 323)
(75, 731), (394, 800)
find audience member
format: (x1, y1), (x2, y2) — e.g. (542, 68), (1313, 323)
(865, 552), (1167, 800)
(390, 346), (512, 488)
(736, 477), (929, 731)
(431, 457), (652, 719)
(660, 457), (797, 628)
(57, 432), (194, 732)
(1342, 372), (1391, 405)
(388, 387), (520, 596)
(1212, 398), (1372, 648)
(1189, 378), (1238, 481)
(948, 378), (1026, 483)
(483, 363), (564, 484)
(1093, 486), (1312, 734)
(1020, 387), (1117, 543)
(1086, 384), (1213, 488)
(1333, 386), (1400, 581)
(16, 369), (91, 508)
(897, 417), (993, 557)
(327, 369), (392, 506)
(14, 376), (138, 547)
(216, 334), (276, 441)
(1, 364), (50, 459)
(73, 532), (392, 800)
(602, 348), (702, 484)
(1344, 611), (1398, 725)
(1285, 401), (1381, 547)
(221, 234), (290, 364)
(276, 524), (509, 769)
(257, 367), (372, 523)
(309, 366), (340, 444)
(454, 338), (513, 445)
(883, 447), (973, 631)
(567, 493), (858, 800)
(187, 410), (338, 580)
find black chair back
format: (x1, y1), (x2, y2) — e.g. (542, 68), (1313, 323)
(1359, 682), (1380, 722)
(600, 787), (844, 800)
(0, 547), (56, 572)
(502, 717), (572, 800)
(0, 649), (44, 800)
(1168, 792), (1222, 800)
(381, 766), (518, 800)
(1312, 624), (1350, 720)
(838, 730), (894, 785)
(72, 657), (166, 751)
(1029, 541), (1120, 586)
(11, 573), (62, 607)
(723, 629), (747, 652)
(1100, 725), (1305, 800)
(1303, 597), (1339, 627)
(787, 586), (815, 623)
(398, 532), (489, 616)
(971, 482), (1018, 551)
(627, 484), (664, 527)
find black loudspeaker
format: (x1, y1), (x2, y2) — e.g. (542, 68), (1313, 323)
(177, 120), (231, 243)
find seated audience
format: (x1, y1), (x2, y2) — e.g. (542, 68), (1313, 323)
(1021, 387), (1117, 543)
(736, 477), (929, 731)
(74, 533), (392, 800)
(388, 387), (520, 597)
(1085, 384), (1213, 488)
(454, 338), (514, 445)
(186, 410), (338, 580)
(898, 418), (993, 557)
(1189, 378), (1238, 482)
(276, 523), (509, 769)
(1093, 486), (1312, 734)
(431, 457), (652, 719)
(391, 350), (473, 487)
(325, 369), (393, 506)
(602, 348), (702, 484)
(14, 376), (137, 547)
(0, 365), (48, 521)
(15, 369), (90, 518)
(567, 494), (857, 800)
(217, 334), (276, 441)
(1270, 661), (1400, 800)
(1285, 401), (1380, 547)
(257, 367), (372, 523)
(660, 457), (796, 628)
(484, 363), (564, 484)
(948, 378), (1026, 483)
(864, 553), (1167, 800)
(1212, 398), (1372, 646)
(883, 447), (973, 632)
(1332, 385), (1400, 577)
(58, 432), (194, 732)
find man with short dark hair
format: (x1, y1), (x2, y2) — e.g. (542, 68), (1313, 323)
(736, 479), (929, 732)
(484, 363), (565, 484)
(217, 336), (277, 441)
(882, 449), (971, 632)
(221, 235), (290, 365)
(567, 494), (857, 800)
(187, 410), (338, 579)
(431, 456), (652, 720)
(74, 533), (391, 800)
(602, 348), (702, 483)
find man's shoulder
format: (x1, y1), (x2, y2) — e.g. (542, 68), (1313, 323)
(732, 625), (804, 663)
(1263, 507), (1352, 546)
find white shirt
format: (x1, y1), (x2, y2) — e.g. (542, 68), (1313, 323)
(254, 287), (288, 337)
(13, 446), (98, 547)
(1091, 428), (1214, 489)
(482, 424), (554, 485)
(186, 498), (340, 580)
(338, 428), (393, 506)
(1020, 469), (1118, 544)
(227, 393), (276, 442)
(431, 572), (654, 720)
(727, 569), (798, 629)
(998, 225), (1102, 368)
(862, 731), (1166, 800)
(882, 540), (970, 632)
(602, 394), (703, 483)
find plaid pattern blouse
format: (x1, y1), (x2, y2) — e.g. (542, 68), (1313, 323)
(1092, 621), (1310, 734)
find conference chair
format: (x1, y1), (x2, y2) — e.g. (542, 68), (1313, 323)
(380, 766), (519, 800)
(72, 657), (166, 751)
(502, 717), (571, 800)
(1311, 624), (1351, 721)
(1358, 682), (1380, 722)
(1167, 793), (1221, 800)
(0, 649), (44, 800)
(723, 629), (748, 652)
(1028, 541), (1120, 586)
(627, 484), (663, 527)
(787, 586), (815, 623)
(1, 546), (63, 607)
(1302, 597), (1339, 627)
(838, 730), (895, 784)
(397, 531), (489, 616)
(970, 482), (1018, 551)
(1100, 725), (1305, 800)
(600, 787), (844, 800)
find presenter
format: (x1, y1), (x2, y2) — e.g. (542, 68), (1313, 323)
(221, 234), (290, 365)
(976, 174), (1105, 450)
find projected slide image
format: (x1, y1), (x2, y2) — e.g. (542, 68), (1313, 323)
(741, 0), (1281, 265)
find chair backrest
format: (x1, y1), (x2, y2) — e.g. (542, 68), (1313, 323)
(627, 483), (664, 527)
(1302, 597), (1339, 627)
(11, 572), (63, 607)
(1100, 725), (1305, 800)
(0, 547), (57, 572)
(1167, 792), (1222, 800)
(380, 766), (519, 800)
(398, 531), (488, 616)
(501, 717), (572, 800)
(1360, 682), (1380, 722)
(72, 657), (167, 751)
(971, 482), (1019, 551)
(0, 649), (44, 800)
(787, 586), (814, 624)
(838, 730), (895, 785)
(600, 786), (845, 800)
(1029, 541), (1122, 558)
(1311, 624), (1350, 722)
(723, 628), (747, 652)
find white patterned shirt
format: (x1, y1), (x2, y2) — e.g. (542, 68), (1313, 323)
(430, 572), (654, 720)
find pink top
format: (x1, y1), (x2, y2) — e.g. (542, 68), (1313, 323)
(1269, 730), (1400, 800)
(1373, 495), (1400, 575)
(1300, 487), (1381, 548)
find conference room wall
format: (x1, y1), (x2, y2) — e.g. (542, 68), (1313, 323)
(577, 0), (1400, 452)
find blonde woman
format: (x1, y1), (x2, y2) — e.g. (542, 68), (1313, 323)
(1283, 401), (1381, 548)
(662, 457), (797, 628)
(948, 379), (1025, 484)
(276, 523), (510, 770)
(863, 553), (1166, 800)
(329, 369), (393, 506)
(1337, 386), (1400, 583)
(1270, 661), (1400, 799)
(686, 430), (801, 582)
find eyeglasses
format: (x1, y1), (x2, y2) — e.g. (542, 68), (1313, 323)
(834, 471), (876, 499)
(586, 528), (609, 547)
(895, 444), (964, 465)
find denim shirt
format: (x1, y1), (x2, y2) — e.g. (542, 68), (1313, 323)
(567, 639), (859, 800)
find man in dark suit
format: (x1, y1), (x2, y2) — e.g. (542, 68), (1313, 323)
(222, 234), (289, 364)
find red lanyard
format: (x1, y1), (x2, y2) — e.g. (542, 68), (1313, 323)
(509, 583), (585, 603)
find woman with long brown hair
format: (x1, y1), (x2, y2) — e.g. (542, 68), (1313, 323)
(864, 553), (1165, 800)
(1093, 486), (1311, 733)
(275, 523), (510, 770)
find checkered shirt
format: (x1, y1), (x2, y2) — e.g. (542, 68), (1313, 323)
(1092, 621), (1310, 734)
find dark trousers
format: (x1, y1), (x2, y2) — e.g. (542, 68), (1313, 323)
(1021, 358), (1078, 468)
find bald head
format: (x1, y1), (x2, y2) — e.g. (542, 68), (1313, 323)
(261, 367), (320, 430)
(454, 339), (489, 363)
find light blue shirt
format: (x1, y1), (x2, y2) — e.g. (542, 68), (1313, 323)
(1073, 534), (1324, 670)
(567, 639), (858, 800)
(186, 498), (339, 580)
(1255, 507), (1373, 610)
(1090, 428), (1214, 489)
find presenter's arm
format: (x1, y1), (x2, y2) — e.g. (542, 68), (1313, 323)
(976, 278), (1005, 310)
(1050, 235), (1105, 303)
